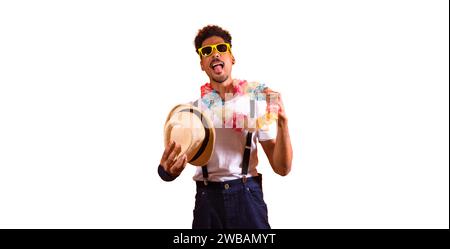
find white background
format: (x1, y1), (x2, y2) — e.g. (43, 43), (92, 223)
(0, 0), (448, 228)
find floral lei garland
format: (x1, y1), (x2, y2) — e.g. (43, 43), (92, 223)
(200, 80), (278, 132)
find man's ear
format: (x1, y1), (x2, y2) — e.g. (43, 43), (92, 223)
(231, 55), (236, 65)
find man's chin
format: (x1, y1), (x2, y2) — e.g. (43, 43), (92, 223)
(212, 75), (228, 83)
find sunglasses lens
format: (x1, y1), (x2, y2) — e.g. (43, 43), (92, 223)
(201, 46), (212, 56)
(217, 44), (228, 53)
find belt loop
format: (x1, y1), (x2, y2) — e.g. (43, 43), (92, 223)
(242, 175), (247, 183)
(202, 165), (208, 186)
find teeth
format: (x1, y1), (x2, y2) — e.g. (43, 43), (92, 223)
(211, 62), (224, 68)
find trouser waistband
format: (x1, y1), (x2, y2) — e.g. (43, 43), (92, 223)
(196, 174), (262, 190)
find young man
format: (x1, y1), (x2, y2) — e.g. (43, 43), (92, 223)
(158, 25), (293, 229)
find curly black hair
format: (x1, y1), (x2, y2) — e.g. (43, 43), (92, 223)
(194, 25), (232, 54)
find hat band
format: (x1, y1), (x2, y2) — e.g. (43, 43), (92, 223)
(180, 108), (210, 163)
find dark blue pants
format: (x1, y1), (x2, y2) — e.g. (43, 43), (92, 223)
(192, 174), (270, 229)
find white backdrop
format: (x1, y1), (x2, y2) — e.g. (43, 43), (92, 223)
(0, 0), (448, 228)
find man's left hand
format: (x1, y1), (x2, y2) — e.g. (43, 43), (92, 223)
(263, 88), (288, 125)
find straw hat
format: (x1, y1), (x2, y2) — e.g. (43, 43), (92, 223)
(164, 104), (215, 166)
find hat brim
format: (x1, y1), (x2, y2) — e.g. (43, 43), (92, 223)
(164, 104), (215, 166)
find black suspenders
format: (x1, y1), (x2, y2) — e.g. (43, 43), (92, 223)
(194, 99), (256, 185)
(201, 131), (252, 185)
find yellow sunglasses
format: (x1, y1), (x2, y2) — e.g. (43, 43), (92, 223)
(197, 43), (231, 57)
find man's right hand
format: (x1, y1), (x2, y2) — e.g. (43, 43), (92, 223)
(160, 140), (188, 177)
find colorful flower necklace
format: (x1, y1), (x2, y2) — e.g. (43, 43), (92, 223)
(199, 80), (278, 132)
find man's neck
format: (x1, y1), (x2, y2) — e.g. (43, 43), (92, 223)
(210, 78), (235, 100)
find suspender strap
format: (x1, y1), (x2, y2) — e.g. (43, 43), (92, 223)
(241, 131), (253, 176)
(241, 99), (256, 179)
(202, 165), (208, 179)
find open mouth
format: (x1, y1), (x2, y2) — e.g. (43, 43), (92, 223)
(210, 60), (225, 74)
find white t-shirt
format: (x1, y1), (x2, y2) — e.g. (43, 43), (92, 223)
(191, 90), (277, 182)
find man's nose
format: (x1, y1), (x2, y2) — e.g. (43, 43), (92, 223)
(212, 49), (220, 58)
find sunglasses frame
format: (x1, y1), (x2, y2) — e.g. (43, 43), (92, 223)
(197, 43), (231, 57)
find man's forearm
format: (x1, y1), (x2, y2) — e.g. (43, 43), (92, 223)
(272, 120), (293, 176)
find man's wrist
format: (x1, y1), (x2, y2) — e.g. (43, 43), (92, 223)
(158, 165), (178, 182)
(277, 117), (288, 129)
